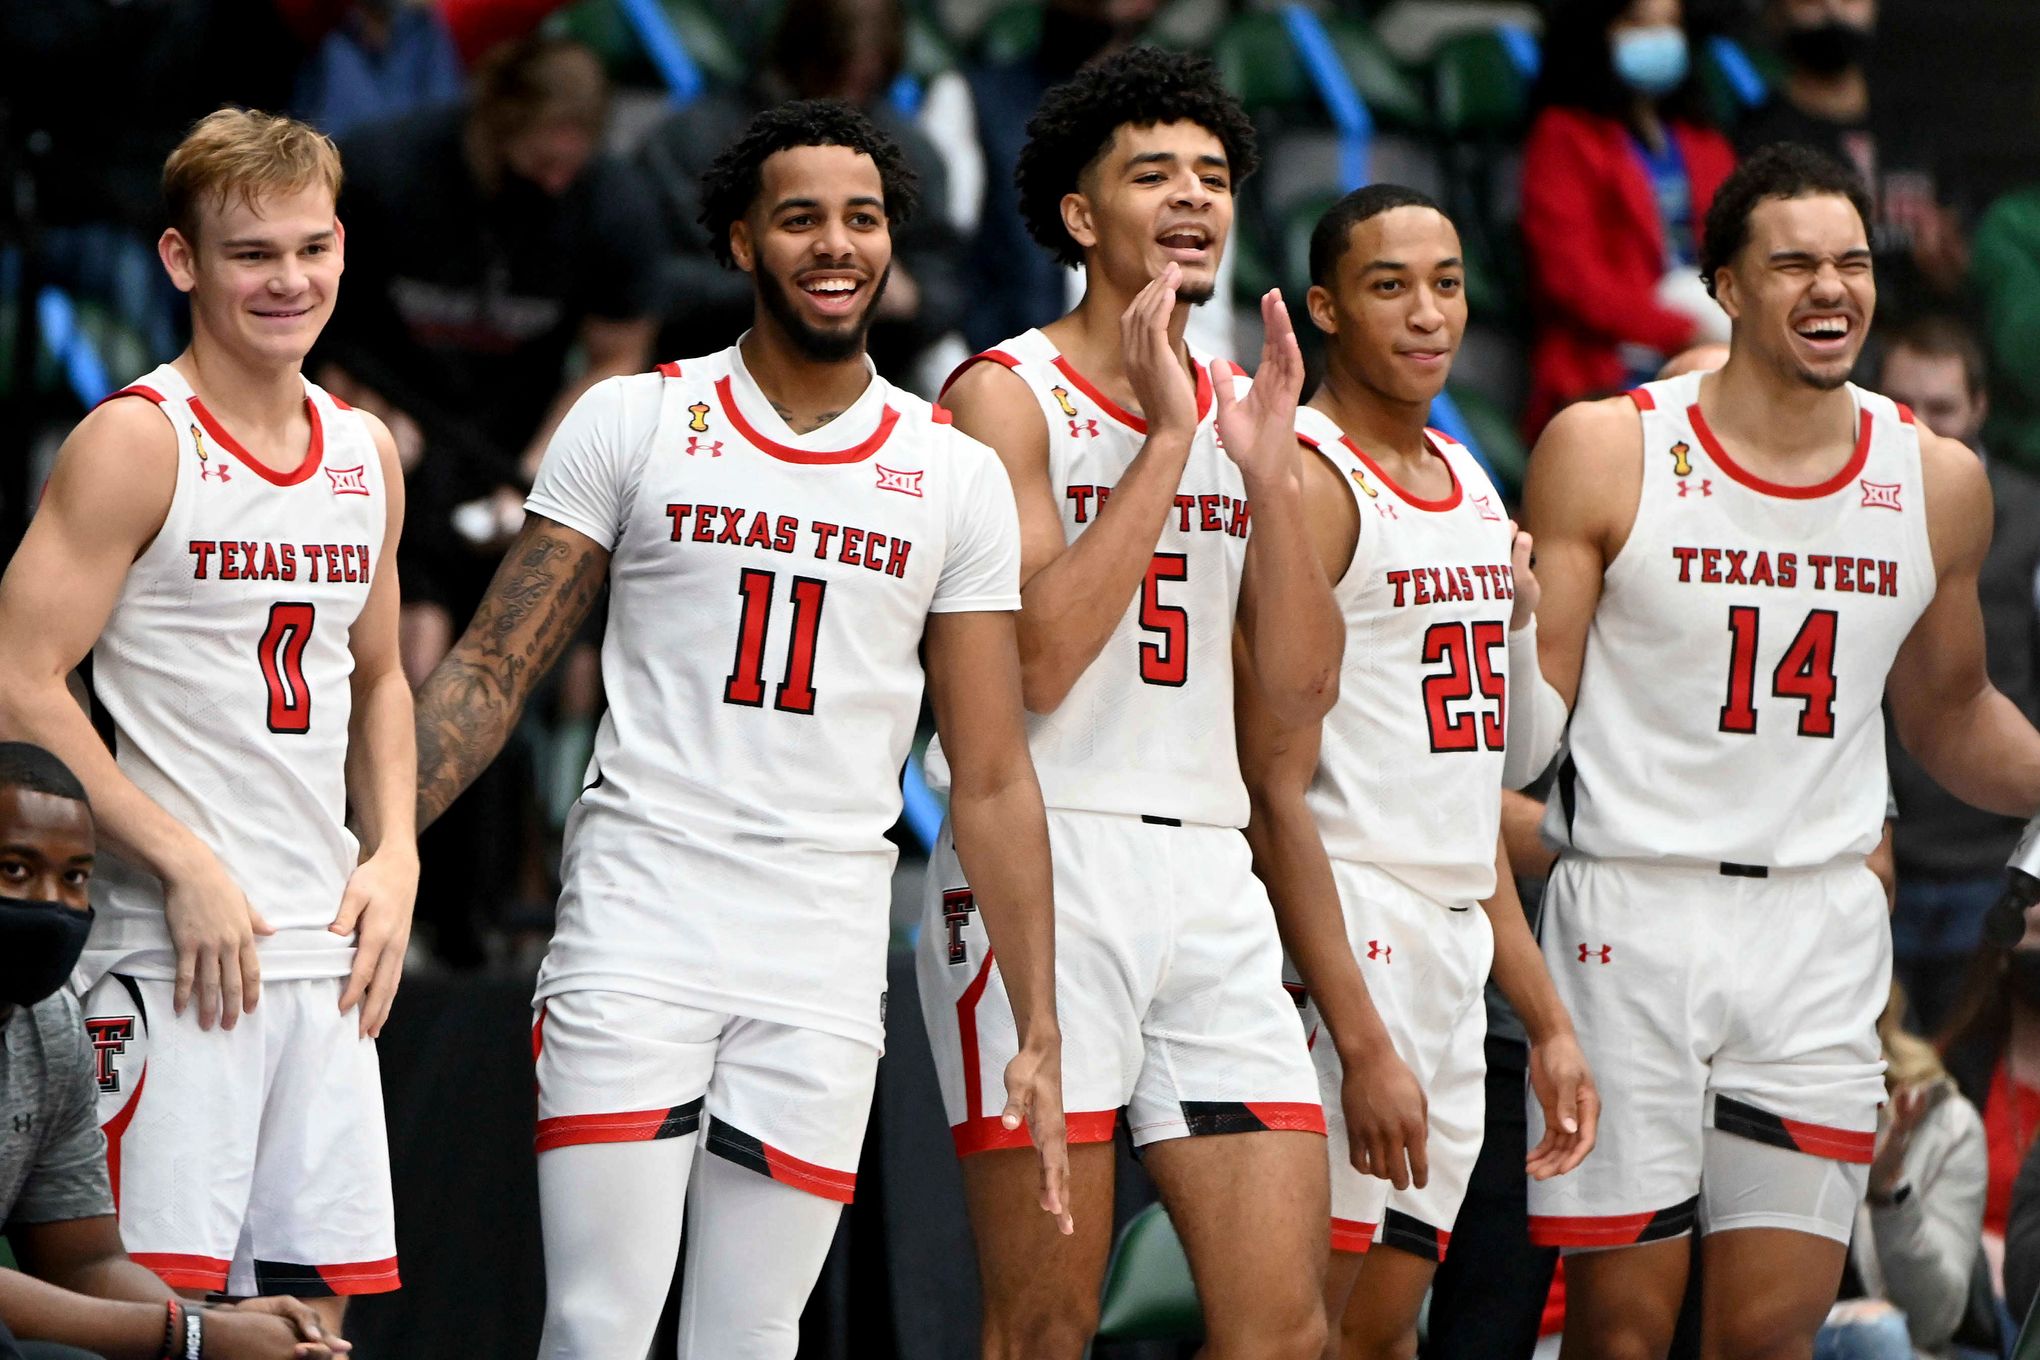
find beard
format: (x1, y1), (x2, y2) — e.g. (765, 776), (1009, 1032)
(1177, 279), (1215, 307)
(756, 263), (891, 363)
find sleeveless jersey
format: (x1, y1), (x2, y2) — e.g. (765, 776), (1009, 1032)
(1548, 372), (1935, 868)
(924, 328), (1251, 827)
(523, 345), (1022, 1046)
(1296, 407), (1515, 904)
(84, 363), (387, 982)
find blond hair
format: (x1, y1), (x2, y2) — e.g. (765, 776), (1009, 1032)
(163, 107), (343, 244)
(1881, 979), (1949, 1092)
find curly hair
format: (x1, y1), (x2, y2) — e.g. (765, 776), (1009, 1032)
(1016, 46), (1259, 268)
(1700, 142), (1872, 298)
(697, 99), (919, 270)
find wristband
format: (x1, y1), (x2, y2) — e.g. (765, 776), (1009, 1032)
(162, 1299), (182, 1360)
(183, 1304), (203, 1360)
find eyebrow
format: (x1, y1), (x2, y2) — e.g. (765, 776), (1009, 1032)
(221, 229), (335, 249)
(1360, 257), (1463, 273)
(770, 196), (885, 214)
(1767, 247), (1873, 264)
(1126, 151), (1230, 170)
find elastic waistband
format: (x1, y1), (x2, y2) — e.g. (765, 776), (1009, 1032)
(1558, 853), (1868, 881)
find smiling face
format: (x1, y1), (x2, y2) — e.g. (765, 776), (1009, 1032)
(1065, 120), (1234, 303)
(732, 143), (893, 363)
(160, 182), (343, 367)
(1716, 192), (1874, 391)
(1309, 205), (1467, 406)
(0, 787), (94, 912)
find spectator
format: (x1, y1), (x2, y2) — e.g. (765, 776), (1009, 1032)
(1972, 186), (2040, 479)
(1818, 983), (1987, 1360)
(636, 0), (970, 388)
(292, 0), (466, 140)
(959, 0), (1157, 350)
(2006, 1121), (2040, 1326)
(1519, 0), (1736, 436)
(1880, 318), (2040, 1033)
(314, 33), (657, 963)
(0, 743), (339, 1360)
(1735, 0), (1966, 323)
(1941, 915), (2040, 1299)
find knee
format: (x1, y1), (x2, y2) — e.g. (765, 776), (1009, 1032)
(1564, 1324), (1672, 1360)
(1335, 1312), (1418, 1360)
(982, 1298), (1099, 1360)
(1206, 1300), (1327, 1360)
(1707, 1310), (1824, 1360)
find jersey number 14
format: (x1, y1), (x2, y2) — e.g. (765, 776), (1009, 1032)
(1719, 606), (1838, 738)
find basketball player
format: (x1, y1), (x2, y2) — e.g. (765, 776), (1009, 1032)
(408, 101), (1065, 1358)
(1517, 142), (2040, 1358)
(0, 109), (412, 1331)
(916, 48), (1343, 1358)
(1240, 184), (1598, 1360)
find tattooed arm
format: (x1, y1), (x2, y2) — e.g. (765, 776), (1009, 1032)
(414, 516), (611, 828)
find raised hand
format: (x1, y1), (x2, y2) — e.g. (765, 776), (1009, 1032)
(1120, 263), (1200, 442)
(1341, 1043), (1430, 1190)
(164, 846), (273, 1030)
(1001, 1036), (1074, 1235)
(1214, 289), (1306, 487)
(1526, 1030), (1599, 1180)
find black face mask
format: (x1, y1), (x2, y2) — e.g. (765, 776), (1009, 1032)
(0, 900), (93, 1007)
(1784, 20), (1872, 76)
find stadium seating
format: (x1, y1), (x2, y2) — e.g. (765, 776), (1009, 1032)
(1094, 1201), (1203, 1342)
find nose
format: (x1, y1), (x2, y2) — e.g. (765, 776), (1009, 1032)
(1809, 259), (1848, 302)
(1171, 171), (1212, 211)
(814, 216), (856, 263)
(270, 253), (307, 296)
(1410, 283), (1447, 332)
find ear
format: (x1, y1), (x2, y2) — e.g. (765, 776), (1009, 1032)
(1711, 265), (1742, 323)
(158, 228), (197, 295)
(1305, 283), (1338, 336)
(332, 216), (347, 277)
(1060, 191), (1097, 254)
(729, 219), (756, 275)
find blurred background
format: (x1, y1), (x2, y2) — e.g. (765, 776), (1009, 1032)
(3, 0), (2039, 1354)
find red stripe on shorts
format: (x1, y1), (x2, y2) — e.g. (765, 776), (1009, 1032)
(1780, 1115), (1876, 1163)
(100, 1064), (147, 1212)
(1330, 1217), (1377, 1254)
(951, 1108), (1118, 1157)
(1246, 1101), (1328, 1135)
(132, 1253), (231, 1291)
(314, 1256), (402, 1295)
(534, 1109), (679, 1152)
(1527, 1211), (1660, 1248)
(760, 1142), (858, 1203)
(955, 951), (996, 1125)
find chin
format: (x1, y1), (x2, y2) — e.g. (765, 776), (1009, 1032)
(1792, 361), (1855, 393)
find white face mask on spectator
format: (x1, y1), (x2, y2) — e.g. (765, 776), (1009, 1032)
(1613, 26), (1691, 97)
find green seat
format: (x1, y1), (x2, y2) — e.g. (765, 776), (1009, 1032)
(974, 1), (1043, 67)
(555, 0), (746, 90)
(1095, 1202), (1202, 1341)
(1430, 29), (1531, 139)
(1443, 384), (1528, 498)
(1212, 12), (1429, 133)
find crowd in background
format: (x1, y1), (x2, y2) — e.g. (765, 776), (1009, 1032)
(6, 1), (2040, 1351)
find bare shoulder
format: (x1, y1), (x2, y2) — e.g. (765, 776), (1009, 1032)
(44, 396), (179, 533)
(1523, 396), (1645, 532)
(943, 359), (1047, 468)
(1915, 426), (1992, 573)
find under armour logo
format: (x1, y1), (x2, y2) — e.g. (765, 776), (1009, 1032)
(875, 464), (924, 497)
(685, 437), (723, 458)
(85, 1016), (134, 1093)
(1471, 493), (1502, 521)
(1365, 940), (1392, 963)
(1069, 418), (1099, 439)
(1578, 943), (1612, 964)
(941, 888), (976, 965)
(325, 464), (371, 496)
(1860, 479), (1903, 511)
(9, 1113), (29, 1135)
(1677, 478), (1713, 498)
(1375, 502), (1399, 520)
(200, 463), (232, 483)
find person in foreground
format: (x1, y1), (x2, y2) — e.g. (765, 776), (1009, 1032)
(1513, 142), (2040, 1359)
(0, 742), (344, 1360)
(409, 100), (1066, 1359)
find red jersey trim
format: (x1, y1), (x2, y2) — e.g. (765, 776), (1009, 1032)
(657, 361), (684, 377)
(1527, 1210), (1664, 1248)
(1339, 433), (1464, 513)
(1051, 353), (1213, 434)
(953, 1109), (1118, 1157)
(1330, 1217), (1377, 1254)
(102, 1064), (147, 1212)
(1777, 1115), (1877, 1164)
(1627, 387), (1657, 411)
(932, 405), (954, 425)
(313, 1256), (402, 1295)
(714, 375), (898, 465)
(328, 393), (353, 411)
(1897, 402), (1917, 426)
(956, 952), (996, 1125)
(189, 395), (325, 486)
(1686, 401), (1872, 500)
(132, 1252), (231, 1291)
(941, 348), (1022, 400)
(1245, 1100), (1328, 1134)
(103, 384), (168, 407)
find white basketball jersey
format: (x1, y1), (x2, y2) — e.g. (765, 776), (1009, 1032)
(1297, 407), (1515, 904)
(1548, 373), (1935, 868)
(523, 345), (1022, 1046)
(924, 329), (1251, 827)
(83, 363), (386, 982)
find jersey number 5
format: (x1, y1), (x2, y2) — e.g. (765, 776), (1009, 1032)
(1139, 553), (1190, 687)
(1719, 606), (1838, 737)
(725, 568), (828, 714)
(258, 602), (316, 735)
(1421, 620), (1506, 752)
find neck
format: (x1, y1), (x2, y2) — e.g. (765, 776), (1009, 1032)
(1051, 273), (1195, 389)
(1632, 99), (1667, 150)
(1313, 360), (1433, 463)
(739, 318), (872, 429)
(1701, 349), (1856, 460)
(1786, 67), (1869, 122)
(177, 335), (308, 428)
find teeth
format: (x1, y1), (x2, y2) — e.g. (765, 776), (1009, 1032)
(804, 279), (855, 294)
(1799, 317), (1848, 338)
